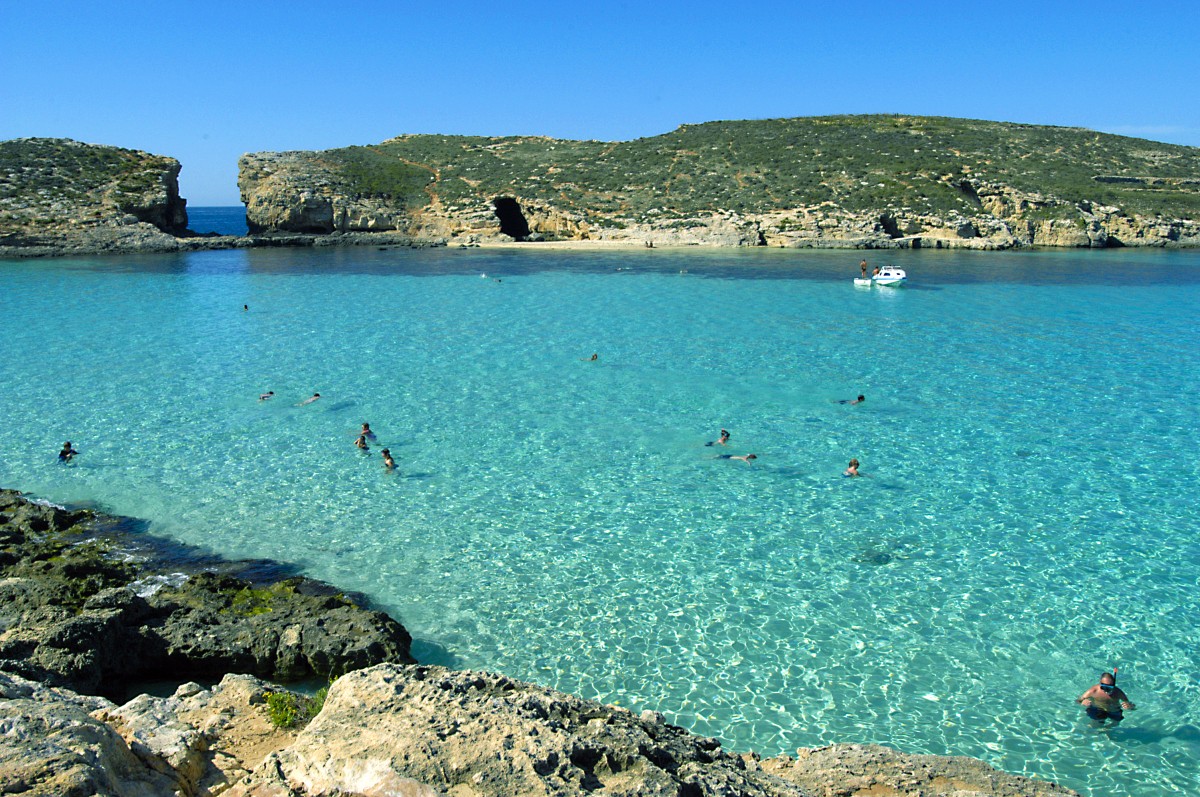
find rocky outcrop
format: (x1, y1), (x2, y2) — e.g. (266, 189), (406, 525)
(0, 489), (414, 697)
(237, 120), (1200, 250)
(0, 138), (193, 255)
(0, 664), (1081, 797)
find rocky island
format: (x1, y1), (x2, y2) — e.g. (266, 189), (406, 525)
(4, 116), (1200, 257)
(1, 489), (1080, 796)
(237, 115), (1200, 249)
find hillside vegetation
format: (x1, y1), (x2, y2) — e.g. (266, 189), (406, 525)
(321, 115), (1200, 224)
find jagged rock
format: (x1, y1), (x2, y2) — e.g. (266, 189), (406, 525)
(760, 743), (1079, 796)
(0, 490), (414, 696)
(225, 664), (1079, 797)
(0, 669), (179, 797)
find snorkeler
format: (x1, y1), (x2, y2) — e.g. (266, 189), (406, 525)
(716, 453), (756, 463)
(297, 393), (321, 406)
(1077, 669), (1135, 725)
(381, 448), (396, 470)
(58, 441), (79, 462)
(706, 429), (731, 446)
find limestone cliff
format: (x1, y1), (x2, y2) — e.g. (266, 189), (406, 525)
(237, 116), (1200, 249)
(0, 138), (191, 255)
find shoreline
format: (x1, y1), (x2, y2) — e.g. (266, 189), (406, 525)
(5, 227), (1200, 260)
(0, 487), (1081, 796)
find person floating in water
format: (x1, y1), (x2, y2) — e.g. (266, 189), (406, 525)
(706, 429), (731, 446)
(580, 353), (598, 361)
(838, 395), (866, 405)
(58, 441), (79, 462)
(297, 393), (321, 406)
(1077, 669), (1135, 725)
(860, 259), (868, 278)
(381, 448), (396, 470)
(844, 458), (861, 477)
(716, 453), (756, 463)
(355, 434), (370, 451)
(360, 422), (376, 440)
(259, 391), (275, 401)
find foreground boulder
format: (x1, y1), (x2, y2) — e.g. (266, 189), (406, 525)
(225, 664), (1080, 797)
(0, 489), (414, 695)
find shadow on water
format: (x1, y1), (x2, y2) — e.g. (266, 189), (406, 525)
(410, 638), (461, 668)
(1103, 723), (1200, 750)
(77, 505), (380, 611)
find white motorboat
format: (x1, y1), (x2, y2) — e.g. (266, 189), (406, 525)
(872, 266), (907, 286)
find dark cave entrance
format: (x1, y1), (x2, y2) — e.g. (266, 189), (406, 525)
(493, 197), (531, 240)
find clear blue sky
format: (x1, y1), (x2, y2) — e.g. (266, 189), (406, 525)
(4, 0), (1198, 205)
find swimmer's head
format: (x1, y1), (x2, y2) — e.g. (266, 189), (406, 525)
(858, 395), (865, 402)
(849, 458), (860, 467)
(747, 454), (757, 460)
(1100, 672), (1116, 686)
(381, 449), (390, 455)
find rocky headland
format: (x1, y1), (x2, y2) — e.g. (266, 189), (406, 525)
(0, 138), (434, 258)
(6, 116), (1200, 258)
(0, 489), (1081, 796)
(236, 115), (1200, 250)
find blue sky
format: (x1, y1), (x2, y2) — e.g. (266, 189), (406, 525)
(3, 0), (1198, 205)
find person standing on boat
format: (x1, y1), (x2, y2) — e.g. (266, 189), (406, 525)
(860, 260), (868, 278)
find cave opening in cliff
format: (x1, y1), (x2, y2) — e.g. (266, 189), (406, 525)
(493, 197), (531, 240)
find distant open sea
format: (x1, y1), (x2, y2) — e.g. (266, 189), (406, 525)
(187, 205), (248, 236)
(2, 239), (1198, 797)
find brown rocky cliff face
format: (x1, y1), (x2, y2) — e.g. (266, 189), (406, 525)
(237, 150), (1200, 250)
(0, 137), (193, 255)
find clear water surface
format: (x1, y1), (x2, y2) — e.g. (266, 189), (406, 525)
(2, 245), (1198, 797)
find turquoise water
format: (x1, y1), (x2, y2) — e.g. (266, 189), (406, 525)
(2, 246), (1198, 796)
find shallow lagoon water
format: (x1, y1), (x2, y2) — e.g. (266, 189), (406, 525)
(2, 245), (1198, 796)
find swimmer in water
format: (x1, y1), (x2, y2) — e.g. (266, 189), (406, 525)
(297, 393), (321, 406)
(259, 391), (275, 401)
(706, 429), (731, 446)
(838, 395), (865, 405)
(381, 448), (396, 470)
(844, 458), (861, 477)
(716, 453), (756, 463)
(1077, 670), (1135, 725)
(360, 422), (376, 440)
(58, 441), (79, 462)
(355, 434), (370, 451)
(580, 353), (598, 361)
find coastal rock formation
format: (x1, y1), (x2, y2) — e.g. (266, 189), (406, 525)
(0, 489), (414, 696)
(238, 116), (1200, 249)
(0, 138), (190, 255)
(1, 664), (1080, 797)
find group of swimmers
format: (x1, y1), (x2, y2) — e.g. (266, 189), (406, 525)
(351, 422), (395, 470)
(704, 394), (867, 475)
